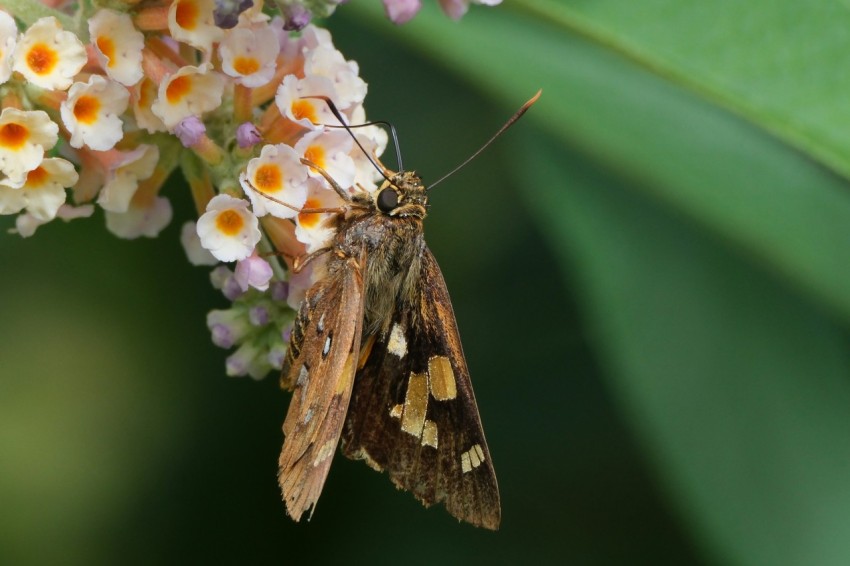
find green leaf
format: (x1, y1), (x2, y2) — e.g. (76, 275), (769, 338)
(522, 127), (850, 566)
(346, 1), (850, 322)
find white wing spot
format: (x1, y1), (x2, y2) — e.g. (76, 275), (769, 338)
(387, 323), (407, 358)
(322, 335), (332, 357)
(317, 313), (325, 333)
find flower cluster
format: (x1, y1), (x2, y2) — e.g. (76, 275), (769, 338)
(0, 0), (500, 378)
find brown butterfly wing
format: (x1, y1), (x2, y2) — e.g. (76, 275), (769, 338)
(341, 246), (501, 529)
(278, 252), (365, 521)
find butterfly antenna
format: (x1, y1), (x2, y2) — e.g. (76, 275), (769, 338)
(300, 96), (402, 181)
(429, 90), (542, 190)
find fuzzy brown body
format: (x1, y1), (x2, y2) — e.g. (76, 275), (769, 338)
(277, 170), (500, 530)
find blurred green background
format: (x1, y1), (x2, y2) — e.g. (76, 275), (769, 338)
(3, 1), (850, 564)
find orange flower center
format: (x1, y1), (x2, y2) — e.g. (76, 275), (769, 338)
(73, 95), (101, 124)
(95, 36), (116, 67)
(166, 75), (192, 104)
(0, 122), (28, 149)
(298, 198), (323, 228)
(303, 145), (326, 170)
(254, 164), (282, 191)
(291, 100), (317, 124)
(233, 57), (260, 76)
(26, 44), (58, 75)
(26, 166), (48, 187)
(175, 0), (200, 30)
(215, 209), (244, 235)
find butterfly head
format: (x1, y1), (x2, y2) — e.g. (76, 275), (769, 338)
(375, 170), (428, 219)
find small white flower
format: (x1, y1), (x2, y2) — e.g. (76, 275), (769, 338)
(275, 74), (340, 130)
(295, 129), (356, 189)
(105, 195), (173, 239)
(97, 144), (160, 213)
(132, 78), (167, 134)
(12, 17), (86, 91)
(303, 45), (367, 110)
(0, 11), (18, 85)
(240, 143), (309, 219)
(0, 157), (77, 221)
(0, 108), (59, 188)
(168, 0), (224, 54)
(151, 64), (225, 129)
(180, 220), (219, 266)
(294, 178), (344, 253)
(220, 23), (280, 87)
(61, 75), (130, 150)
(197, 194), (261, 262)
(12, 203), (93, 238)
(89, 9), (145, 86)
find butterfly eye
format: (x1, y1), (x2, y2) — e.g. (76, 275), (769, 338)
(377, 187), (399, 213)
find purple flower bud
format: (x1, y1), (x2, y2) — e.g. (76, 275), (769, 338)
(249, 305), (269, 326)
(175, 116), (206, 147)
(282, 3), (312, 31)
(383, 0), (422, 24)
(210, 323), (235, 348)
(235, 254), (273, 292)
(214, 0), (254, 28)
(270, 280), (289, 301)
(236, 122), (263, 149)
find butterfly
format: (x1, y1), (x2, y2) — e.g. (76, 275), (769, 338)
(276, 91), (540, 530)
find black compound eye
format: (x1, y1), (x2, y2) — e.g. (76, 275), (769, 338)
(377, 187), (399, 213)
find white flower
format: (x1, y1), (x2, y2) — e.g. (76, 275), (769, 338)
(105, 195), (173, 239)
(303, 45), (367, 110)
(168, 0), (224, 54)
(275, 74), (340, 130)
(151, 64), (225, 129)
(180, 220), (219, 266)
(0, 108), (59, 188)
(12, 203), (93, 238)
(97, 144), (160, 213)
(294, 178), (344, 253)
(12, 17), (86, 91)
(89, 9), (145, 86)
(132, 78), (167, 133)
(0, 11), (18, 85)
(220, 23), (280, 87)
(295, 129), (356, 189)
(61, 75), (130, 150)
(240, 143), (309, 219)
(0, 157), (77, 221)
(197, 194), (261, 262)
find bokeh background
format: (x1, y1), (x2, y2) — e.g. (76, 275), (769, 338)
(3, 1), (850, 564)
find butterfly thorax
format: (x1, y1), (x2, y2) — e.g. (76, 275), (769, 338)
(334, 171), (429, 336)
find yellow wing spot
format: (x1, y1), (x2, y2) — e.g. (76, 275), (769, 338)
(461, 444), (485, 474)
(421, 420), (438, 449)
(428, 356), (457, 400)
(389, 404), (403, 419)
(400, 372), (428, 438)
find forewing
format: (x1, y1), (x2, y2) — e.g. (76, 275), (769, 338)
(278, 253), (365, 522)
(341, 247), (501, 530)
